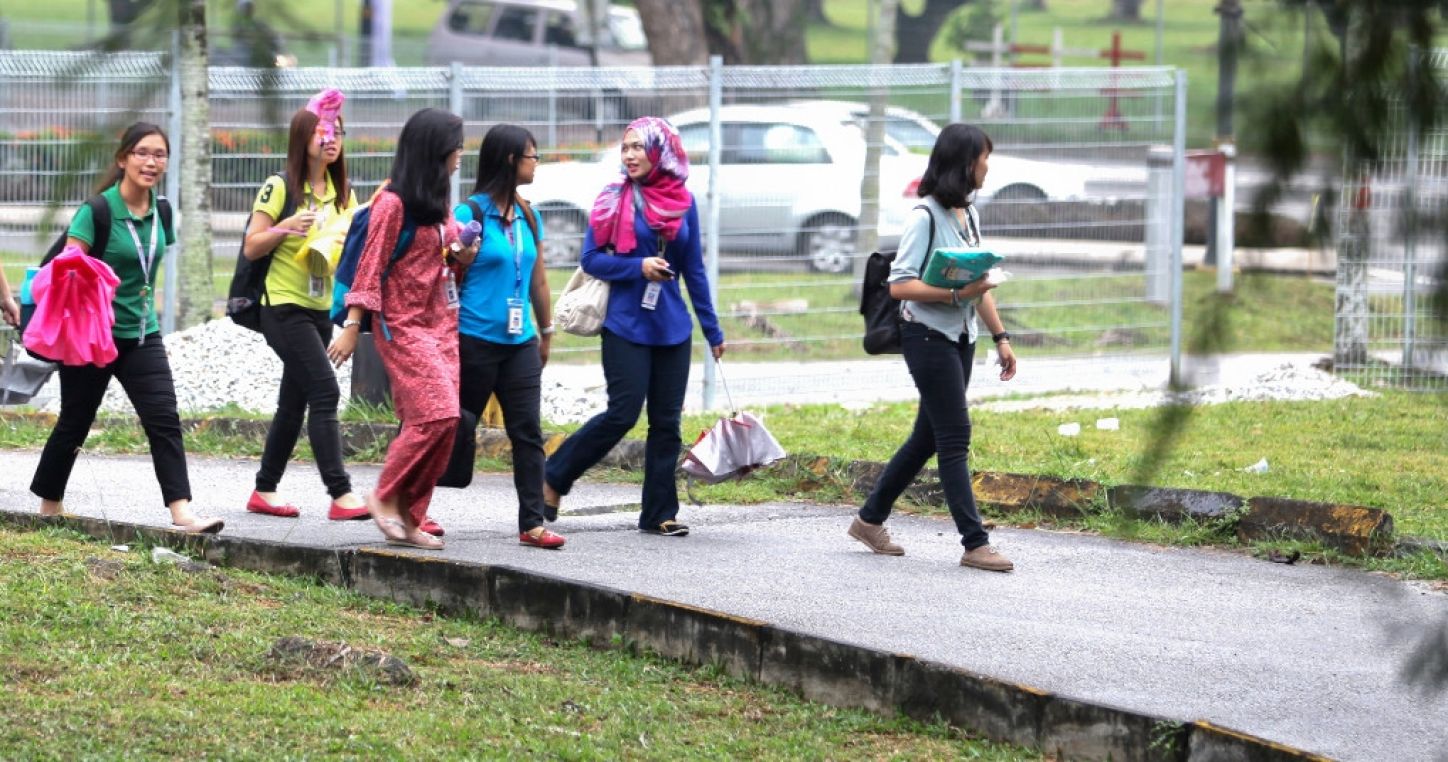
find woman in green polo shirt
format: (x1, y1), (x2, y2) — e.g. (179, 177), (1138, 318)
(240, 98), (368, 522)
(29, 122), (223, 534)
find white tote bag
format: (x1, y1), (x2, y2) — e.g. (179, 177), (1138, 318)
(553, 266), (610, 337)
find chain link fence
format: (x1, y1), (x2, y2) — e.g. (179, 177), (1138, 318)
(1333, 50), (1448, 392)
(0, 50), (1187, 408)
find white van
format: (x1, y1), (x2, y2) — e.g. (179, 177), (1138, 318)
(425, 0), (652, 67)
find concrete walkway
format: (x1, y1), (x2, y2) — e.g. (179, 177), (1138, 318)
(0, 452), (1443, 760)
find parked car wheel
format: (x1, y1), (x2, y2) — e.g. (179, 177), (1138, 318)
(537, 204), (587, 267)
(991, 183), (1048, 202)
(797, 213), (856, 274)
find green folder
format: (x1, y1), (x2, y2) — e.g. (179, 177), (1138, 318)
(921, 248), (1004, 289)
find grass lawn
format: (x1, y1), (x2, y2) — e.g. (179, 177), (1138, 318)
(669, 390), (1448, 539)
(0, 526), (1035, 759)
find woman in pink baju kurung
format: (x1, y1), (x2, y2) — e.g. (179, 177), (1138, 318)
(330, 107), (475, 550)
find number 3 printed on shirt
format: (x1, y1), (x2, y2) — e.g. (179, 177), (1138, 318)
(259, 182), (275, 205)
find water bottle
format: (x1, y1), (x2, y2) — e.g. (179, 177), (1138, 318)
(458, 219), (483, 248)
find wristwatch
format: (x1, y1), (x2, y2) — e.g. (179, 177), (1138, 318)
(539, 324), (556, 336)
(342, 318), (362, 330)
(991, 331), (1011, 344)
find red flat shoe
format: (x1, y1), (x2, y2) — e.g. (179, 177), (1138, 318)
(327, 501), (371, 521)
(419, 519), (444, 537)
(519, 528), (566, 549)
(246, 490), (300, 518)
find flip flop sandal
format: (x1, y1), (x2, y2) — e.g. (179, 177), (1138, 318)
(171, 517), (224, 535)
(387, 529), (444, 550)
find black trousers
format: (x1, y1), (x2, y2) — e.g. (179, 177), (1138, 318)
(256, 304), (352, 498)
(859, 322), (990, 550)
(31, 333), (191, 506)
(458, 334), (547, 532)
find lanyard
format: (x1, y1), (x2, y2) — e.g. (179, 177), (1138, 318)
(501, 208), (524, 299)
(124, 211), (160, 339)
(961, 206), (981, 247)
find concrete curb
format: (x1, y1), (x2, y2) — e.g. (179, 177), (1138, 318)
(0, 508), (1334, 761)
(0, 411), (1429, 559)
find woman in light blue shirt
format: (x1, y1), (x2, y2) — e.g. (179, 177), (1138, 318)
(847, 123), (1019, 572)
(454, 124), (563, 549)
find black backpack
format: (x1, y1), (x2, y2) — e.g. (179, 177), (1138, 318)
(226, 172), (296, 332)
(860, 204), (934, 355)
(462, 195), (541, 252)
(20, 193), (174, 351)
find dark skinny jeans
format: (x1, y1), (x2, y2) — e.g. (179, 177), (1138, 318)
(458, 334), (547, 533)
(859, 321), (990, 550)
(31, 332), (191, 506)
(256, 304), (351, 498)
(546, 330), (690, 530)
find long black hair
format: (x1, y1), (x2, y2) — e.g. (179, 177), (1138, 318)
(388, 107), (463, 226)
(916, 123), (993, 209)
(99, 121), (170, 192)
(470, 123), (535, 208)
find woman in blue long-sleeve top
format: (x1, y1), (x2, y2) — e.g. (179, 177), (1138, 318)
(543, 116), (726, 537)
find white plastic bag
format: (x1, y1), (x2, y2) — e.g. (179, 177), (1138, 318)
(553, 266), (610, 337)
(679, 360), (786, 484)
(681, 411), (788, 484)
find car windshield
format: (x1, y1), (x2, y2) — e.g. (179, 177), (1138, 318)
(884, 117), (938, 151)
(607, 11), (647, 51)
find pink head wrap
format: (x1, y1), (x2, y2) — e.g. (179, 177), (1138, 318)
(588, 116), (692, 253)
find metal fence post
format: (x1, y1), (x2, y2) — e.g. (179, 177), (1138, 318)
(1402, 58), (1420, 370)
(163, 31), (182, 336)
(1169, 69), (1188, 387)
(949, 58), (962, 124)
(449, 61), (463, 208)
(1216, 141), (1236, 294)
(702, 55), (723, 411)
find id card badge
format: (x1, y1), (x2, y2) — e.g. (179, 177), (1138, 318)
(641, 281), (662, 311)
(506, 297), (525, 335)
(443, 267), (460, 310)
(309, 274), (325, 298)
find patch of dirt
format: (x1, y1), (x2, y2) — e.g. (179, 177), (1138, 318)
(264, 636), (417, 686)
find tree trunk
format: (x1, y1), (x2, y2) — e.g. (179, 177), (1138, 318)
(176, 0), (213, 329)
(856, 0), (898, 283)
(805, 0), (830, 25)
(893, 0), (960, 64)
(1110, 0), (1142, 21)
(732, 0), (809, 64)
(633, 0), (709, 65)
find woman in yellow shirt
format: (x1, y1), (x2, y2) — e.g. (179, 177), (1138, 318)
(240, 93), (368, 521)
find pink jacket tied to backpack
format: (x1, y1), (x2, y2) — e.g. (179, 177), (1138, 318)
(23, 245), (121, 366)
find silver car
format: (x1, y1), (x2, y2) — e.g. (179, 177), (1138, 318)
(426, 0), (651, 67)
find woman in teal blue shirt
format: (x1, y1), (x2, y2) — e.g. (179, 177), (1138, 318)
(453, 124), (563, 549)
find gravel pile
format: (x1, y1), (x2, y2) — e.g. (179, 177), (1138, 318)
(26, 318), (608, 423)
(976, 363), (1374, 413)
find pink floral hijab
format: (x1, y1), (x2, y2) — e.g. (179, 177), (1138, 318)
(588, 116), (692, 253)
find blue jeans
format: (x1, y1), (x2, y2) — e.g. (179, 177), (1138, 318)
(859, 321), (990, 550)
(546, 329), (690, 530)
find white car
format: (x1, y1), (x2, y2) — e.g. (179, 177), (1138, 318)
(808, 100), (1095, 204)
(522, 103), (929, 273)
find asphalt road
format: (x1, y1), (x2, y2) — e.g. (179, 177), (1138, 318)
(0, 452), (1444, 761)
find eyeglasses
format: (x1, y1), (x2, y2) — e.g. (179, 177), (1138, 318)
(520, 154), (541, 162)
(131, 149), (169, 163)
